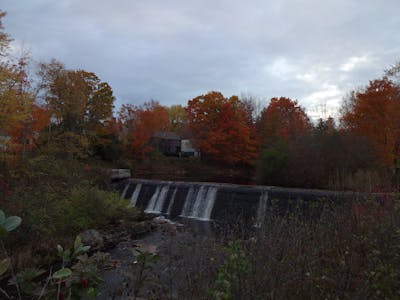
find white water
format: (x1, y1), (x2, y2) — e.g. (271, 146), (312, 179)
(167, 187), (178, 215)
(255, 190), (268, 227)
(145, 185), (170, 213)
(180, 186), (218, 221)
(180, 186), (195, 217)
(191, 186), (208, 217)
(197, 187), (218, 220)
(130, 183), (142, 206)
(121, 183), (130, 199)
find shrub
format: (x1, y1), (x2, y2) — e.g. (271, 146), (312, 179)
(256, 142), (290, 185)
(2, 155), (133, 267)
(62, 186), (130, 232)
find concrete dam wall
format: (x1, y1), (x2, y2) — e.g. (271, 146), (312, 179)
(117, 179), (351, 225)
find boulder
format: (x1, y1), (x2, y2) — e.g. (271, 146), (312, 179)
(78, 229), (104, 250)
(131, 220), (155, 237)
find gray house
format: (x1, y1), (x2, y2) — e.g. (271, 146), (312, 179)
(150, 131), (200, 157)
(181, 139), (200, 157)
(150, 131), (181, 156)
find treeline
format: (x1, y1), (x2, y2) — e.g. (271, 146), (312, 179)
(1, 11), (399, 191)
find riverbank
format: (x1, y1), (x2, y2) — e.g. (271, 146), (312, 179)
(96, 192), (400, 299)
(74, 215), (222, 299)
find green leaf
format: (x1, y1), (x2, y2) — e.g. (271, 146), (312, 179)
(52, 268), (72, 279)
(63, 249), (71, 262)
(0, 258), (9, 276)
(74, 236), (82, 250)
(3, 216), (22, 232)
(57, 245), (63, 257)
(0, 210), (5, 225)
(86, 287), (98, 298)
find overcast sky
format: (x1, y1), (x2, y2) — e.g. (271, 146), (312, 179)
(2, 0), (400, 119)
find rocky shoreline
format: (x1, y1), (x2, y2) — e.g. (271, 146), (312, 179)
(91, 215), (211, 299)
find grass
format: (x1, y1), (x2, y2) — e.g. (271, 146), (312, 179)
(1, 155), (142, 269)
(116, 193), (400, 299)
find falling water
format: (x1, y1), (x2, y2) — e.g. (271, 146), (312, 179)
(121, 183), (130, 199)
(167, 187), (178, 215)
(118, 178), (341, 227)
(180, 186), (195, 217)
(145, 185), (170, 213)
(191, 186), (208, 217)
(181, 186), (218, 221)
(255, 190), (268, 227)
(130, 183), (142, 206)
(197, 187), (218, 220)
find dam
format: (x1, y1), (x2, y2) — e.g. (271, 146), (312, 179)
(117, 178), (349, 225)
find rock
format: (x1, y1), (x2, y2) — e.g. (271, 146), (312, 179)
(78, 229), (104, 250)
(106, 168), (131, 180)
(153, 215), (169, 224)
(134, 243), (158, 254)
(153, 216), (182, 236)
(161, 222), (177, 236)
(102, 231), (127, 250)
(131, 220), (155, 237)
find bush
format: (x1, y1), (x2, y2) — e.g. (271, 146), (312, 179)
(63, 186), (130, 232)
(256, 142), (290, 185)
(1, 155), (134, 267)
(174, 195), (400, 299)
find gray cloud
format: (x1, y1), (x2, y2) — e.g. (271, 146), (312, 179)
(3, 0), (400, 119)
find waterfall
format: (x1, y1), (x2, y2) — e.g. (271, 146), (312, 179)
(191, 186), (208, 217)
(255, 190), (268, 227)
(118, 178), (345, 227)
(198, 187), (218, 220)
(180, 186), (218, 221)
(121, 183), (130, 199)
(167, 187), (178, 215)
(145, 185), (170, 213)
(130, 183), (142, 206)
(180, 186), (195, 217)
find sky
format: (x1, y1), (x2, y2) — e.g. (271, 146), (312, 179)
(2, 0), (400, 119)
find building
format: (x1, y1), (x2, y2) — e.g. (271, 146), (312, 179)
(150, 131), (200, 157)
(181, 139), (200, 157)
(150, 131), (181, 156)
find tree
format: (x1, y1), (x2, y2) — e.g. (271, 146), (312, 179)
(258, 97), (311, 147)
(37, 61), (115, 157)
(118, 101), (170, 159)
(239, 93), (264, 125)
(39, 63), (114, 131)
(186, 91), (258, 165)
(341, 78), (400, 169)
(315, 117), (336, 134)
(167, 105), (187, 133)
(256, 141), (290, 185)
(0, 12), (51, 161)
(0, 11), (10, 56)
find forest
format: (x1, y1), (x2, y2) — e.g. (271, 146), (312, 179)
(1, 8), (400, 299)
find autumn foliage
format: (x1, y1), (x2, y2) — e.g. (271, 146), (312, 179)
(341, 78), (400, 169)
(118, 101), (170, 159)
(258, 97), (311, 146)
(186, 92), (258, 165)
(1, 9), (400, 189)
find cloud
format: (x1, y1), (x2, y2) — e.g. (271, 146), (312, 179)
(266, 57), (297, 80)
(2, 0), (400, 119)
(340, 55), (370, 72)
